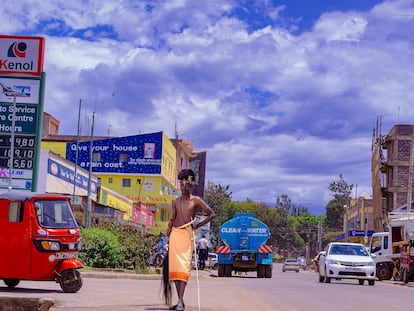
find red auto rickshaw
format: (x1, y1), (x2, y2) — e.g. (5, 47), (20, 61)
(0, 192), (83, 293)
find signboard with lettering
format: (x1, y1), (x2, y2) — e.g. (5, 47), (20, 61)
(0, 75), (44, 191)
(66, 132), (163, 174)
(47, 158), (97, 193)
(0, 35), (45, 76)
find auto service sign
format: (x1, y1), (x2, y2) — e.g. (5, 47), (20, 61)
(0, 35), (45, 76)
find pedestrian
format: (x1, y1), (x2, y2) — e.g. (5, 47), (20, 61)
(197, 235), (209, 270)
(162, 169), (216, 311)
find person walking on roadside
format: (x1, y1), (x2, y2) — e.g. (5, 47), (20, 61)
(197, 235), (209, 270)
(163, 169), (216, 311)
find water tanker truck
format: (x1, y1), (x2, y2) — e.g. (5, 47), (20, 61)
(216, 212), (273, 278)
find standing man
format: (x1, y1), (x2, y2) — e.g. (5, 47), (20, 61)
(197, 235), (209, 270)
(164, 169), (216, 311)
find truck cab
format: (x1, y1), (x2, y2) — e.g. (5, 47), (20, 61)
(369, 212), (414, 281)
(369, 232), (395, 280)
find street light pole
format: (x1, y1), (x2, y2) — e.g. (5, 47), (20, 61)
(344, 204), (349, 242)
(85, 109), (95, 227)
(72, 99), (82, 203)
(8, 93), (17, 191)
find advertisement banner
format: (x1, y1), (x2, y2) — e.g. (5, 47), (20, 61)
(47, 158), (97, 194)
(66, 132), (163, 174)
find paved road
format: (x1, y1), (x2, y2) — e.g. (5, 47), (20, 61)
(1, 265), (413, 311)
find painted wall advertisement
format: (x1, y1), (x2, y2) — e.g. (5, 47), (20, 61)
(47, 158), (97, 194)
(66, 132), (163, 174)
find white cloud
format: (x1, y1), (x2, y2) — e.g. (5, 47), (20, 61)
(2, 0), (413, 214)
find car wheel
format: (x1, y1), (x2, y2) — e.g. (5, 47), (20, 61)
(296, 270), (299, 273)
(358, 279), (364, 285)
(324, 268), (331, 283)
(368, 280), (375, 286)
(318, 274), (325, 283)
(3, 279), (20, 288)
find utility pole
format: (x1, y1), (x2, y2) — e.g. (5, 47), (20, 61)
(86, 107), (96, 228)
(317, 216), (323, 251)
(72, 99), (82, 204)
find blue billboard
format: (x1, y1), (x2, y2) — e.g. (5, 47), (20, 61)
(66, 132), (163, 174)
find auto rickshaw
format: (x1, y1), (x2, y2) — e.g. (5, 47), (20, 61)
(0, 192), (83, 293)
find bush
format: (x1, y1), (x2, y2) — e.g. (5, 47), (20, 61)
(79, 227), (123, 268)
(79, 220), (154, 272)
(111, 223), (152, 271)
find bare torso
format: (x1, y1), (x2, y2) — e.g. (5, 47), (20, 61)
(171, 195), (199, 227)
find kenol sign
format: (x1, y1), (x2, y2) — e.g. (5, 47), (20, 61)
(0, 35), (45, 76)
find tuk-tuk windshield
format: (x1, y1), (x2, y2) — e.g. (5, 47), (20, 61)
(34, 200), (78, 229)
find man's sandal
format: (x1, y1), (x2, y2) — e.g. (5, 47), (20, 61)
(169, 303), (185, 310)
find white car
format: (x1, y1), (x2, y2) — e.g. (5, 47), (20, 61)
(318, 242), (376, 286)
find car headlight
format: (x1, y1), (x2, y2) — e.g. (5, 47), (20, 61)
(327, 259), (340, 265)
(367, 261), (375, 266)
(33, 239), (61, 252)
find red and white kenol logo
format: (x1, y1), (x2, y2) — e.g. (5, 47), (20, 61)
(258, 245), (272, 253)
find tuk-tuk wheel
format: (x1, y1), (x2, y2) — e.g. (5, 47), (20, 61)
(59, 269), (83, 293)
(3, 278), (20, 288)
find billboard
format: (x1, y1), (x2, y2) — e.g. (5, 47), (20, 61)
(0, 35), (45, 76)
(0, 75), (44, 191)
(190, 151), (207, 198)
(66, 132), (163, 174)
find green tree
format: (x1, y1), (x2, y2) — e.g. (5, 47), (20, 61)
(326, 174), (353, 231)
(204, 181), (233, 247)
(325, 198), (344, 230)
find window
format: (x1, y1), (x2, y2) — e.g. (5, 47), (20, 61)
(34, 200), (78, 228)
(92, 152), (101, 161)
(8, 202), (23, 222)
(108, 177), (113, 184)
(122, 178), (131, 187)
(119, 153), (128, 162)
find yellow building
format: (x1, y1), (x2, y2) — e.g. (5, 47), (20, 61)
(41, 120), (199, 234)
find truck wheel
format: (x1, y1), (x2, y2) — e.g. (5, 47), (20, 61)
(257, 264), (265, 278)
(224, 264), (232, 277)
(3, 279), (20, 288)
(377, 263), (392, 280)
(402, 268), (409, 284)
(59, 269), (83, 293)
(218, 264), (225, 277)
(265, 265), (272, 278)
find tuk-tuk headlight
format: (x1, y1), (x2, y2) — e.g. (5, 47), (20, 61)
(34, 239), (61, 252)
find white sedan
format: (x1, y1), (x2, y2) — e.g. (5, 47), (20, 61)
(318, 242), (376, 286)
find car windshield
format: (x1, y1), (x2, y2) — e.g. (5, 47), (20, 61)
(329, 244), (369, 256)
(34, 200), (78, 229)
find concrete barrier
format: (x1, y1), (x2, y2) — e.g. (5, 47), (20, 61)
(0, 297), (54, 311)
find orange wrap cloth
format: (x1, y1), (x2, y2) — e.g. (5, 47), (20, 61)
(169, 226), (194, 282)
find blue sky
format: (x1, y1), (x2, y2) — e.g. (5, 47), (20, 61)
(1, 0), (413, 215)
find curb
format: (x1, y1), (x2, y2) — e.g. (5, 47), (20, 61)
(0, 297), (55, 311)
